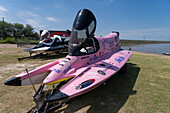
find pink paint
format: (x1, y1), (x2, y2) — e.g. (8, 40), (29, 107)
(5, 32), (131, 87)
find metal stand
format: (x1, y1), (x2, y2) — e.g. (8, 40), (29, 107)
(28, 78), (73, 113)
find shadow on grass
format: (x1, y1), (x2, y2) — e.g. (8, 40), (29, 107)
(55, 63), (140, 113)
(18, 52), (68, 61)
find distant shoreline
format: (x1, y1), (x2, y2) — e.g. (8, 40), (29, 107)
(1, 39), (170, 46)
(120, 40), (170, 46)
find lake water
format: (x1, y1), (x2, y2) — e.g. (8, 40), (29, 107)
(122, 43), (170, 54)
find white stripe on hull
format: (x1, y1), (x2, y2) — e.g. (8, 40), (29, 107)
(22, 71), (50, 85)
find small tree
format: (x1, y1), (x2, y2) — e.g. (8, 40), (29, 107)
(23, 24), (34, 37)
(0, 21), (13, 39)
(13, 23), (24, 38)
(6, 23), (13, 37)
(32, 32), (40, 40)
(0, 21), (39, 42)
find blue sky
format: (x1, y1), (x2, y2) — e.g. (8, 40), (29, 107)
(0, 0), (170, 41)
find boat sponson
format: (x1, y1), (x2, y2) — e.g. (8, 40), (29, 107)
(4, 77), (21, 86)
(45, 90), (69, 102)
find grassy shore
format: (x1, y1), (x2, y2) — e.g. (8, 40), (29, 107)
(0, 46), (170, 113)
(1, 38), (170, 46)
(120, 39), (170, 46)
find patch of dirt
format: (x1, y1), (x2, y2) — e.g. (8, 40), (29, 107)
(0, 63), (39, 75)
(149, 82), (162, 87)
(0, 44), (17, 48)
(75, 105), (91, 113)
(155, 74), (170, 79)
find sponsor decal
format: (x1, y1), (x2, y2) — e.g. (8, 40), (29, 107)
(45, 77), (49, 80)
(53, 69), (60, 73)
(98, 70), (106, 75)
(115, 56), (125, 63)
(62, 58), (77, 71)
(88, 72), (97, 75)
(63, 66), (71, 74)
(71, 58), (77, 64)
(104, 37), (114, 47)
(119, 52), (125, 55)
(89, 58), (93, 61)
(99, 52), (102, 57)
(81, 56), (90, 59)
(94, 54), (98, 59)
(89, 75), (100, 79)
(104, 37), (114, 43)
(89, 54), (98, 61)
(59, 58), (71, 66)
(102, 65), (112, 72)
(76, 79), (95, 90)
(99, 62), (115, 73)
(119, 52), (129, 57)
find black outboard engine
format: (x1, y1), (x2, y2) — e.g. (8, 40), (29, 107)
(68, 9), (97, 56)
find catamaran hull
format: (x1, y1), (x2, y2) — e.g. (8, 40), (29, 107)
(23, 46), (67, 54)
(163, 53), (170, 56)
(4, 60), (60, 86)
(45, 50), (132, 102)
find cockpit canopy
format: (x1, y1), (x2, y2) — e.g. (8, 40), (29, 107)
(69, 9), (97, 56)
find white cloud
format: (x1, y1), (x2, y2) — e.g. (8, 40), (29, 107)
(26, 19), (44, 29)
(0, 5), (7, 17)
(0, 5), (7, 12)
(55, 5), (60, 8)
(17, 10), (38, 18)
(26, 11), (38, 17)
(16, 10), (45, 30)
(46, 17), (59, 22)
(33, 7), (40, 10)
(54, 4), (66, 9)
(114, 2), (122, 8)
(108, 0), (114, 2)
(104, 0), (115, 3)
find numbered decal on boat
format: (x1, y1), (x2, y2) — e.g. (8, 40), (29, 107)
(115, 56), (125, 63)
(53, 69), (60, 73)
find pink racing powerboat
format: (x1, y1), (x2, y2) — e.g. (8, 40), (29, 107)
(4, 9), (132, 112)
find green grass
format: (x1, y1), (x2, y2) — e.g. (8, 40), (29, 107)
(0, 46), (170, 113)
(118, 52), (170, 113)
(0, 37), (39, 44)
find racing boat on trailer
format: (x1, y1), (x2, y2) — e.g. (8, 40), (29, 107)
(22, 30), (70, 56)
(163, 53), (170, 56)
(4, 9), (132, 112)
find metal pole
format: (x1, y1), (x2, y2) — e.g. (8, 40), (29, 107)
(26, 69), (36, 93)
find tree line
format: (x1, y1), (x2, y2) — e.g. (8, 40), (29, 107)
(0, 21), (39, 40)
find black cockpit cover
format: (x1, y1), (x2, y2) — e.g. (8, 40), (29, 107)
(69, 9), (97, 56)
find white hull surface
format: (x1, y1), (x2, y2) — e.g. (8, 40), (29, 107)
(22, 71), (50, 85)
(31, 47), (50, 53)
